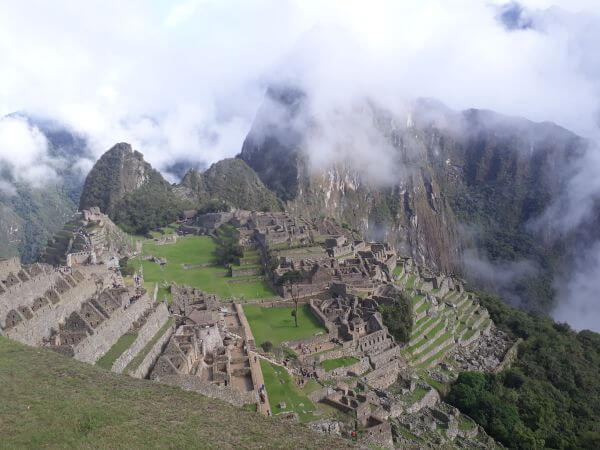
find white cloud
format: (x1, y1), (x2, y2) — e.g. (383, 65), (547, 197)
(0, 116), (56, 187)
(1, 0), (600, 176)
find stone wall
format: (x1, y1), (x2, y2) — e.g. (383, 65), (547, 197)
(302, 346), (359, 365)
(0, 268), (62, 327)
(157, 374), (257, 406)
(358, 329), (391, 354)
(72, 293), (153, 364)
(0, 257), (21, 281)
(320, 357), (370, 379)
(493, 338), (522, 374)
(309, 299), (335, 334)
(369, 345), (401, 369)
(405, 388), (440, 414)
(4, 277), (97, 346)
(364, 360), (401, 389)
(235, 303), (255, 344)
(127, 321), (175, 379)
(112, 302), (170, 373)
(231, 267), (262, 277)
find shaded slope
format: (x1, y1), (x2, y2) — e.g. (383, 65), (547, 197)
(0, 337), (349, 449)
(177, 158), (283, 212)
(79, 143), (191, 235)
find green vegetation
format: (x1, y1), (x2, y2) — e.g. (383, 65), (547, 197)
(129, 235), (275, 300)
(113, 177), (191, 236)
(119, 256), (135, 277)
(320, 356), (359, 372)
(260, 360), (316, 422)
(214, 224), (243, 266)
(125, 318), (173, 373)
(95, 333), (137, 370)
(180, 158), (283, 212)
(0, 337), (347, 448)
(447, 292), (600, 449)
(243, 304), (326, 347)
(378, 290), (413, 344)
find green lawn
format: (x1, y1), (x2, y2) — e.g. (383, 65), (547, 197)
(95, 333), (137, 370)
(244, 304), (327, 347)
(0, 337), (348, 448)
(260, 360), (316, 422)
(320, 356), (359, 372)
(129, 235), (275, 300)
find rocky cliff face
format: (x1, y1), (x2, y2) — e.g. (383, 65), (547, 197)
(79, 143), (161, 216)
(176, 158), (283, 212)
(239, 91), (462, 274)
(239, 89), (591, 311)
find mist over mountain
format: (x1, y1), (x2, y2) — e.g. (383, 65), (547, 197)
(2, 0), (600, 331)
(0, 114), (91, 262)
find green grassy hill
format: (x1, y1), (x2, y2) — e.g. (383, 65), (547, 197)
(0, 337), (350, 449)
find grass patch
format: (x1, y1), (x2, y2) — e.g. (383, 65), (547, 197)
(416, 343), (454, 368)
(404, 275), (416, 290)
(320, 356), (359, 372)
(0, 337), (348, 448)
(243, 304), (327, 347)
(95, 333), (137, 370)
(125, 318), (173, 373)
(459, 416), (476, 431)
(130, 235), (275, 300)
(260, 360), (316, 422)
(156, 286), (172, 303)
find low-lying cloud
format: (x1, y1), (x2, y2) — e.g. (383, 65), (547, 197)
(0, 116), (56, 190)
(3, 1), (600, 331)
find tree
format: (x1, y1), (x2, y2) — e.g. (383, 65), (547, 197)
(277, 270), (303, 327)
(378, 290), (413, 344)
(261, 341), (273, 352)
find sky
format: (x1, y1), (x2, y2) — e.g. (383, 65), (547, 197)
(2, 0), (600, 329)
(1, 0), (600, 179)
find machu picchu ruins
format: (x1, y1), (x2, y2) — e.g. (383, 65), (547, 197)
(0, 206), (524, 448)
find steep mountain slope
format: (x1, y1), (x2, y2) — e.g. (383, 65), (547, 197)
(79, 143), (191, 235)
(0, 114), (90, 262)
(239, 89), (463, 274)
(239, 88), (590, 312)
(79, 142), (163, 216)
(176, 158), (283, 212)
(0, 337), (349, 448)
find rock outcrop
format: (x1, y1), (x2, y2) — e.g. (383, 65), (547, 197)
(79, 142), (165, 216)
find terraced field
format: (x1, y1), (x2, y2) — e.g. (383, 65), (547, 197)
(402, 284), (494, 369)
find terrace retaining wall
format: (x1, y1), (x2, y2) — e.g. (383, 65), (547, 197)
(112, 302), (170, 373)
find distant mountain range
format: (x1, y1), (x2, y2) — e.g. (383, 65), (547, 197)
(4, 90), (598, 314)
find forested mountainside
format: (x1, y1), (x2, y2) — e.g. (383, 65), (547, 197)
(176, 158), (283, 213)
(448, 292), (600, 449)
(238, 87), (593, 313)
(0, 115), (89, 263)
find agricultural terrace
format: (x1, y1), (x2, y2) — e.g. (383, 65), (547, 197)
(129, 235), (276, 300)
(243, 304), (327, 347)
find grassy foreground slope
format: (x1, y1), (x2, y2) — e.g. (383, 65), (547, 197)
(0, 337), (349, 449)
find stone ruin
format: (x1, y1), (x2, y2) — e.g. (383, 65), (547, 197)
(43, 206), (135, 267)
(0, 246), (171, 378)
(150, 287), (264, 410)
